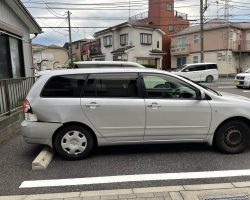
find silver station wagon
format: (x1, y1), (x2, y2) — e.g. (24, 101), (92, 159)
(22, 68), (250, 160)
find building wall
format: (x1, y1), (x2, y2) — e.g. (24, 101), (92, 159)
(144, 0), (189, 69)
(33, 48), (69, 70)
(96, 26), (164, 68)
(0, 0), (33, 77)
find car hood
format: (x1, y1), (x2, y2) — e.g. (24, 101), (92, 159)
(219, 91), (250, 101)
(236, 73), (250, 77)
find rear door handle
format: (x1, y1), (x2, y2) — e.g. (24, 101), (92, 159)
(147, 103), (161, 108)
(85, 102), (99, 108)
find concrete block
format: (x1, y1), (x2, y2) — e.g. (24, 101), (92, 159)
(133, 186), (183, 194)
(26, 192), (80, 200)
(233, 181), (250, 188)
(135, 193), (154, 198)
(0, 195), (26, 200)
(32, 147), (54, 170)
(80, 189), (133, 197)
(169, 192), (183, 200)
(183, 183), (234, 191)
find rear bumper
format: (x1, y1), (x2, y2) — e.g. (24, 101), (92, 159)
(21, 120), (62, 147)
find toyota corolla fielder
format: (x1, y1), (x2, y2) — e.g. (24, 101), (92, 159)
(22, 68), (250, 160)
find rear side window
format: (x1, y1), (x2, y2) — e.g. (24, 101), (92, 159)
(207, 64), (218, 70)
(41, 74), (86, 98)
(187, 65), (206, 71)
(83, 73), (139, 98)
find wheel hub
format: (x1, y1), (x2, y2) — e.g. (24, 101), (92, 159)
(224, 127), (242, 147)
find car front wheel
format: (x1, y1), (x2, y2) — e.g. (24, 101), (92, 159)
(206, 75), (213, 83)
(54, 125), (94, 160)
(214, 120), (250, 154)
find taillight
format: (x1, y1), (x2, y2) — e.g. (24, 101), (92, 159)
(23, 99), (32, 113)
(23, 99), (37, 121)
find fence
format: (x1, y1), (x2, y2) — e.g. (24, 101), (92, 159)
(0, 77), (35, 117)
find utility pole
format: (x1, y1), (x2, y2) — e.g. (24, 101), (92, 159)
(200, 0), (207, 63)
(67, 11), (73, 64)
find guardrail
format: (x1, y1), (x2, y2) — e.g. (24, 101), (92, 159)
(0, 77), (35, 117)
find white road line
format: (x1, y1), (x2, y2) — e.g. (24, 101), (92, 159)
(218, 86), (236, 89)
(243, 90), (250, 93)
(19, 169), (250, 188)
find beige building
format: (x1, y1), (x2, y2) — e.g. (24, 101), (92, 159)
(171, 19), (250, 75)
(33, 44), (69, 70)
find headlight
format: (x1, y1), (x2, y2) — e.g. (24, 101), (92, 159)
(245, 77), (250, 81)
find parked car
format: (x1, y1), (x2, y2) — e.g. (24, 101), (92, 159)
(235, 68), (250, 89)
(22, 68), (250, 160)
(172, 63), (219, 82)
(73, 61), (145, 68)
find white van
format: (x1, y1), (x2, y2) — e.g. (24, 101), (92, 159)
(172, 63), (219, 82)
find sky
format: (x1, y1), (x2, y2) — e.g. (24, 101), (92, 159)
(20, 0), (250, 47)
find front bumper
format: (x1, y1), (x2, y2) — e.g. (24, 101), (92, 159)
(21, 120), (62, 147)
(235, 79), (250, 88)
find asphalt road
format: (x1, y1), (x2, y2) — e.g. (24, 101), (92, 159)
(0, 78), (250, 196)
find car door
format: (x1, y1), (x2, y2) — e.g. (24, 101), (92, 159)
(81, 73), (145, 142)
(181, 66), (198, 81)
(141, 73), (212, 141)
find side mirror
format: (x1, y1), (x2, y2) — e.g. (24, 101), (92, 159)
(197, 89), (206, 100)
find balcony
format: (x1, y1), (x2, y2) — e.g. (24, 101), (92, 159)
(171, 44), (190, 55)
(232, 40), (250, 52)
(129, 10), (188, 21)
(130, 11), (148, 21)
(174, 11), (188, 20)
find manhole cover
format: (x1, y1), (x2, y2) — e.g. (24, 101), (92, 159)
(203, 197), (249, 200)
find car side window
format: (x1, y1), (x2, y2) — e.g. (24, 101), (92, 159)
(83, 73), (139, 98)
(41, 74), (87, 98)
(143, 74), (197, 99)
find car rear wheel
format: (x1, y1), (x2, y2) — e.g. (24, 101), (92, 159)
(206, 75), (213, 83)
(54, 125), (94, 160)
(214, 120), (250, 154)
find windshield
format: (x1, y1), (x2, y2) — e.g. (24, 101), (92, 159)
(179, 75), (221, 96)
(177, 64), (187, 72)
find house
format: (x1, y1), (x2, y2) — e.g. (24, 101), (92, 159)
(82, 39), (103, 61)
(94, 21), (165, 69)
(32, 44), (69, 70)
(64, 39), (92, 61)
(130, 0), (190, 69)
(0, 0), (42, 79)
(170, 19), (250, 75)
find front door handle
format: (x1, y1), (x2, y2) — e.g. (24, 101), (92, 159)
(147, 103), (161, 108)
(85, 102), (99, 109)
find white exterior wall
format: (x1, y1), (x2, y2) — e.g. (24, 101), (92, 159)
(96, 26), (164, 68)
(0, 0), (33, 77)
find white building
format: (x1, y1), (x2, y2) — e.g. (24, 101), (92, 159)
(0, 0), (42, 79)
(94, 21), (165, 69)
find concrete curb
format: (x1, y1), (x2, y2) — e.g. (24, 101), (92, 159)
(2, 182), (250, 200)
(32, 147), (54, 170)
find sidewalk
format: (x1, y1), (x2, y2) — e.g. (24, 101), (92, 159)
(2, 182), (250, 200)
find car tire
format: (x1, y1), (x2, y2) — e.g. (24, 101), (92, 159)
(54, 125), (94, 160)
(206, 75), (213, 83)
(236, 86), (242, 89)
(214, 120), (250, 154)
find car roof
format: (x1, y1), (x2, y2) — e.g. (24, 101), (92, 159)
(74, 61), (145, 67)
(185, 63), (217, 66)
(39, 68), (182, 80)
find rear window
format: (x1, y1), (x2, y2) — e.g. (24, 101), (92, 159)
(207, 64), (218, 70)
(41, 74), (86, 98)
(187, 65), (206, 71)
